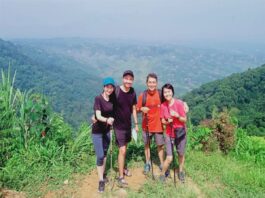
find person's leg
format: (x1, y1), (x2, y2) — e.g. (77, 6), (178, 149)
(178, 154), (185, 172)
(143, 131), (150, 164)
(176, 131), (187, 173)
(123, 130), (132, 176)
(118, 144), (127, 178)
(102, 132), (111, 178)
(176, 130), (187, 182)
(92, 133), (106, 192)
(157, 145), (164, 167)
(161, 135), (173, 175)
(155, 133), (165, 168)
(114, 129), (129, 186)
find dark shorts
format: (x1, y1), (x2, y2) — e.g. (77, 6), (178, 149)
(165, 128), (187, 156)
(114, 128), (131, 147)
(142, 131), (165, 146)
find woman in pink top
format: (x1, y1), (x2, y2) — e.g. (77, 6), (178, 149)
(160, 83), (187, 183)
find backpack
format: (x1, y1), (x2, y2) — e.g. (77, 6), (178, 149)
(114, 86), (135, 101)
(142, 89), (162, 107)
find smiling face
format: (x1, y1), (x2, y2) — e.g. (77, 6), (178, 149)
(103, 84), (114, 96)
(146, 77), (157, 92)
(122, 75), (134, 89)
(163, 87), (173, 102)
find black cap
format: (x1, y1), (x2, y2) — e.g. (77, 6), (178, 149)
(123, 70), (134, 78)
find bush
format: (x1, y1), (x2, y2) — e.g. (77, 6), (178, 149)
(235, 128), (265, 165)
(200, 110), (236, 154)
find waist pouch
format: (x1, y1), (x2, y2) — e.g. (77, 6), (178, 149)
(174, 127), (186, 140)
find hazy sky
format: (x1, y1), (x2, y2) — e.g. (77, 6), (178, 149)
(1, 0), (265, 43)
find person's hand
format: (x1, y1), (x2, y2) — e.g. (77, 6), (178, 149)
(135, 124), (139, 132)
(107, 117), (114, 125)
(161, 118), (167, 124)
(170, 110), (179, 118)
(91, 115), (97, 124)
(141, 107), (150, 114)
(167, 118), (173, 123)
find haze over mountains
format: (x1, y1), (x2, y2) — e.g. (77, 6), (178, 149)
(1, 38), (265, 126)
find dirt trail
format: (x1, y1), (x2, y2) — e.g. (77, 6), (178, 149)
(2, 165), (205, 198)
(0, 189), (26, 198)
(44, 166), (148, 198)
(185, 177), (205, 198)
(43, 164), (205, 198)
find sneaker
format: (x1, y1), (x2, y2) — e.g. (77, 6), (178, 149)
(98, 180), (105, 193)
(159, 175), (166, 182)
(123, 168), (132, 177)
(165, 169), (171, 178)
(144, 163), (151, 175)
(117, 177), (128, 188)
(178, 171), (185, 183)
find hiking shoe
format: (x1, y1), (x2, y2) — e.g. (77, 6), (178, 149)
(144, 163), (151, 175)
(98, 180), (105, 193)
(178, 171), (185, 183)
(123, 168), (132, 177)
(165, 169), (171, 178)
(159, 175), (166, 182)
(117, 177), (128, 188)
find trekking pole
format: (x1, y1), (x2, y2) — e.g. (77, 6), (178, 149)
(145, 113), (154, 180)
(110, 126), (116, 191)
(170, 121), (176, 188)
(110, 126), (113, 176)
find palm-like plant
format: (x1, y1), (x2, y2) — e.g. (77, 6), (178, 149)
(0, 67), (20, 167)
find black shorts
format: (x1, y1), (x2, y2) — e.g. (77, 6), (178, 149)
(114, 128), (131, 147)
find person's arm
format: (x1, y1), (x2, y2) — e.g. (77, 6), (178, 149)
(95, 110), (114, 125)
(95, 110), (108, 122)
(91, 114), (97, 124)
(184, 102), (189, 113)
(132, 105), (139, 132)
(169, 103), (187, 123)
(170, 110), (187, 123)
(175, 113), (187, 123)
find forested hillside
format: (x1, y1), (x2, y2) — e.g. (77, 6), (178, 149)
(2, 38), (265, 128)
(0, 39), (100, 127)
(183, 64), (265, 136)
(14, 38), (265, 94)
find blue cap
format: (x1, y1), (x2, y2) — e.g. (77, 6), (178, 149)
(103, 77), (115, 87)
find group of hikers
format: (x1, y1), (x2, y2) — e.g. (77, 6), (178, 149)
(91, 70), (188, 193)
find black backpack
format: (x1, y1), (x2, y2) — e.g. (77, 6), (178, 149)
(114, 86), (135, 101)
(142, 89), (162, 107)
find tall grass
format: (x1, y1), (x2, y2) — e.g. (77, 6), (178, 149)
(0, 68), (95, 195)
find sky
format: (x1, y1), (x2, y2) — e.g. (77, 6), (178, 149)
(1, 0), (265, 44)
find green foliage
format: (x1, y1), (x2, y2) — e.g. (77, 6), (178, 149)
(0, 68), (95, 193)
(188, 110), (236, 154)
(0, 39), (100, 128)
(128, 150), (265, 198)
(235, 128), (265, 165)
(188, 126), (213, 151)
(0, 67), (21, 167)
(183, 64), (265, 136)
(185, 151), (265, 198)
